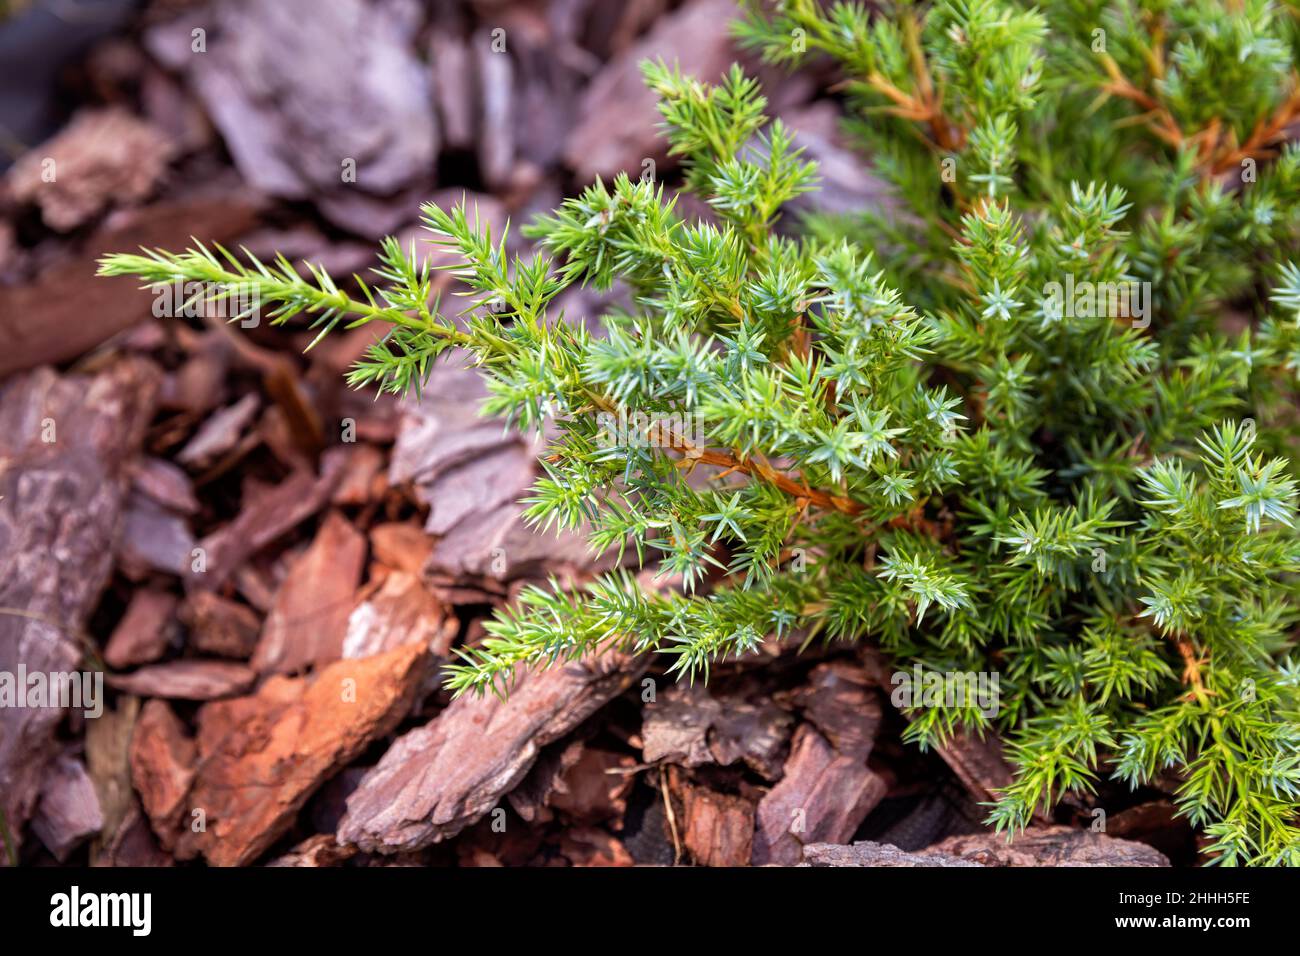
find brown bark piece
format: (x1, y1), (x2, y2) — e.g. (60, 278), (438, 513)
(473, 26), (515, 190)
(7, 107), (174, 230)
(30, 754), (104, 861)
(642, 682), (718, 767)
(181, 591), (262, 659)
(793, 661), (882, 760)
(932, 728), (1017, 806)
(189, 456), (346, 591)
(560, 828), (635, 867)
(109, 660), (257, 700)
(104, 589), (178, 669)
(85, 696), (142, 866)
(95, 803), (173, 867)
(751, 724), (887, 866)
(674, 773), (755, 868)
(388, 357), (603, 583)
(430, 30), (474, 150)
(0, 199), (258, 377)
(369, 522), (436, 576)
(507, 738), (586, 824)
(802, 841), (981, 868)
(131, 456), (200, 514)
(708, 698), (793, 781)
(338, 649), (646, 853)
(389, 360), (532, 502)
(269, 833), (358, 867)
(175, 393), (261, 468)
(150, 0), (436, 227)
(1107, 800), (1180, 838)
(178, 641), (431, 867)
(564, 0), (739, 182)
(252, 511), (367, 674)
(343, 570), (456, 660)
(331, 443), (386, 505)
(162, 333), (232, 417)
(0, 358), (158, 855)
(928, 825), (1170, 867)
(642, 681), (793, 780)
(128, 700), (196, 849)
(116, 491), (196, 578)
(549, 747), (637, 824)
(422, 443), (536, 536)
(426, 504), (605, 581)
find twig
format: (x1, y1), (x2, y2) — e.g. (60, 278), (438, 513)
(659, 768), (682, 866)
(583, 388), (870, 517)
(1171, 634), (1213, 704)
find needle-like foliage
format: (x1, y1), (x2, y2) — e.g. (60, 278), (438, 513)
(100, 1), (1300, 864)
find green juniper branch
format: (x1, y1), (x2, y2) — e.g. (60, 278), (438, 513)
(101, 1), (1300, 864)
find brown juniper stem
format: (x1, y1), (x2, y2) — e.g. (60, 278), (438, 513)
(862, 23), (969, 210)
(1208, 84), (1300, 175)
(675, 438), (866, 516)
(1171, 633), (1211, 704)
(579, 388), (868, 517)
(900, 13), (964, 154)
(580, 393), (948, 536)
(456, 303), (924, 524)
(441, 312), (876, 520)
(1100, 55), (1300, 178)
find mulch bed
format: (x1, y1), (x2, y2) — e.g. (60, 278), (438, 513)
(0, 0), (1194, 867)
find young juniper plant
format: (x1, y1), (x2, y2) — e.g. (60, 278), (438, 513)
(101, 0), (1300, 865)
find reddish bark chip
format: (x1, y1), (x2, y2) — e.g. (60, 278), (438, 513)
(109, 660), (257, 700)
(671, 770), (756, 868)
(181, 591), (262, 659)
(560, 828), (635, 867)
(369, 521), (436, 576)
(104, 589), (179, 669)
(129, 700), (197, 848)
(252, 510), (367, 674)
(178, 641), (431, 866)
(343, 571), (457, 660)
(7, 107), (174, 231)
(189, 459), (346, 591)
